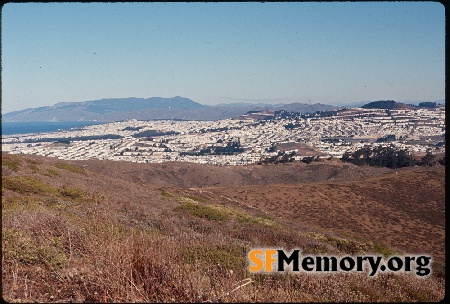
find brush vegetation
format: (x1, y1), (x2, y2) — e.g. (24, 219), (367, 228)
(174, 198), (228, 221)
(53, 162), (85, 174)
(1, 153), (445, 302)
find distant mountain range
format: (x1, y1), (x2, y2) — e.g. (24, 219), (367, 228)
(2, 96), (338, 122)
(4, 96), (442, 122)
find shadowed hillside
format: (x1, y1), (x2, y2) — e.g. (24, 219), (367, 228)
(2, 97), (337, 122)
(74, 158), (391, 188)
(1, 153), (445, 302)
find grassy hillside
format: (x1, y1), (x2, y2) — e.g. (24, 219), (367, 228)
(1, 153), (445, 302)
(207, 167), (445, 260)
(71, 158), (392, 188)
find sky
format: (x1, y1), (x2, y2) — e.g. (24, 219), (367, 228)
(1, 2), (445, 113)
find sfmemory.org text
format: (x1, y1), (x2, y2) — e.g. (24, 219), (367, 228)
(248, 249), (432, 277)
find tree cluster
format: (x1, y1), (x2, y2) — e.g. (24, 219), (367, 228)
(341, 145), (415, 168)
(300, 156), (321, 164)
(362, 100), (396, 109)
(180, 139), (244, 156)
(132, 130), (179, 138)
(260, 150), (297, 164)
(417, 102), (437, 108)
(341, 145), (444, 169)
(418, 150), (445, 167)
(122, 126), (143, 131)
(375, 134), (396, 143)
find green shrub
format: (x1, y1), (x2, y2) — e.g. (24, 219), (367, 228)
(236, 213), (279, 227)
(407, 289), (429, 302)
(372, 240), (395, 256)
(26, 159), (41, 165)
(2, 176), (58, 195)
(161, 190), (173, 197)
(174, 200), (228, 221)
(182, 244), (245, 272)
(2, 155), (21, 171)
(2, 229), (41, 264)
(37, 245), (69, 269)
(45, 169), (61, 176)
(54, 162), (85, 174)
(186, 195), (207, 203)
(60, 187), (86, 200)
(2, 229), (68, 268)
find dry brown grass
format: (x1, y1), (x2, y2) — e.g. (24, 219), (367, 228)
(208, 167), (446, 261)
(1, 153), (445, 302)
(75, 157), (391, 188)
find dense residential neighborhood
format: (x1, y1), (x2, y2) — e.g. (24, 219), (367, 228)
(2, 106), (445, 165)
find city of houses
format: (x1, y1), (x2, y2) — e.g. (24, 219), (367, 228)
(2, 107), (445, 166)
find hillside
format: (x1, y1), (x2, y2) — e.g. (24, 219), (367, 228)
(1, 153), (445, 302)
(2, 97), (337, 122)
(2, 96), (205, 122)
(361, 100), (445, 110)
(206, 167), (445, 260)
(74, 158), (391, 187)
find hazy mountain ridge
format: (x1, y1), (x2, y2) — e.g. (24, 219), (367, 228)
(3, 97), (337, 122)
(5, 96), (442, 122)
(3, 96), (205, 121)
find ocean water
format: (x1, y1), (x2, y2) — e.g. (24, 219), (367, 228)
(1, 121), (104, 136)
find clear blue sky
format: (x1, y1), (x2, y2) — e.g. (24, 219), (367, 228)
(1, 2), (445, 113)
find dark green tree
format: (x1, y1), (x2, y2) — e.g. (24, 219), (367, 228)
(341, 145), (415, 169)
(421, 150), (437, 167)
(301, 156), (314, 164)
